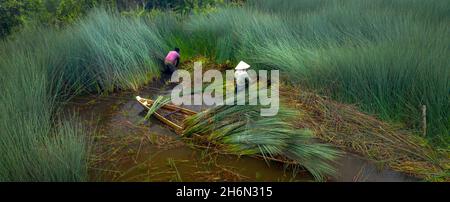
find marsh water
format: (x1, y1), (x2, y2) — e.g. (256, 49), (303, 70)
(66, 77), (418, 182)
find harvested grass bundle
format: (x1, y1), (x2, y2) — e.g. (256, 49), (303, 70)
(183, 96), (341, 181)
(143, 96), (171, 120)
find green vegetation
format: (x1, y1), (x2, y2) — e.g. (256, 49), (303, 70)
(0, 0), (448, 181)
(0, 36), (88, 180)
(0, 0), (236, 38)
(177, 0), (450, 146)
(0, 0), (107, 37)
(0, 8), (166, 181)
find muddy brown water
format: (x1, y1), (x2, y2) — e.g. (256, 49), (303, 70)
(66, 77), (418, 182)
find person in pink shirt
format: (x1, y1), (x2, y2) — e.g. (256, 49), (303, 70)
(164, 47), (180, 73)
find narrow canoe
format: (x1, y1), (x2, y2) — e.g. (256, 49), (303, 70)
(136, 96), (197, 135)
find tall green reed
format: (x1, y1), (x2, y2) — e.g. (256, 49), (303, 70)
(0, 8), (170, 181)
(182, 0), (450, 146)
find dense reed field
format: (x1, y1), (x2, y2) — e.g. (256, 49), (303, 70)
(0, 9), (167, 181)
(178, 0), (450, 146)
(0, 0), (448, 181)
(0, 32), (88, 181)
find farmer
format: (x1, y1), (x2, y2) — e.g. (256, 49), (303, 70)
(164, 47), (180, 73)
(234, 61), (251, 92)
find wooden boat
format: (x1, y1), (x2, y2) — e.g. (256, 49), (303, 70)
(136, 96), (197, 135)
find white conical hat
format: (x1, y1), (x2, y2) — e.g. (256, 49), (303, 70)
(235, 61), (250, 70)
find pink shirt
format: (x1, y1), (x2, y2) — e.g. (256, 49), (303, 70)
(165, 51), (180, 64)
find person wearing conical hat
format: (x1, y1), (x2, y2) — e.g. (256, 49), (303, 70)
(234, 61), (251, 92)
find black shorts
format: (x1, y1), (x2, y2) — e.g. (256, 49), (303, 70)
(164, 63), (176, 74)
